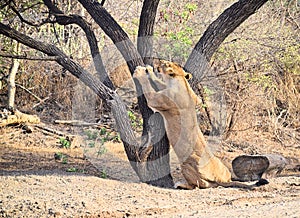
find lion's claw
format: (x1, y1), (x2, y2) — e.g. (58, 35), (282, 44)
(133, 66), (147, 78)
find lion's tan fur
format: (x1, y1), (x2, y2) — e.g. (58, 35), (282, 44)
(133, 60), (235, 189)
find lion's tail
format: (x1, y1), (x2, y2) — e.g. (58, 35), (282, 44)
(217, 178), (269, 189)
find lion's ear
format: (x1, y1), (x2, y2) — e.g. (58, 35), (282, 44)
(185, 73), (192, 80)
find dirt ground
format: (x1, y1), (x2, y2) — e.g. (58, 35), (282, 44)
(0, 125), (300, 218)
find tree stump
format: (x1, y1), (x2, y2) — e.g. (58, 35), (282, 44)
(232, 154), (287, 181)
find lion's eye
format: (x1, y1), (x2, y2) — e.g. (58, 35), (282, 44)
(185, 73), (192, 80)
(169, 73), (175, 77)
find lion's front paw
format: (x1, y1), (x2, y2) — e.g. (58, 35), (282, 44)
(146, 65), (157, 79)
(133, 66), (147, 78)
(145, 65), (154, 74)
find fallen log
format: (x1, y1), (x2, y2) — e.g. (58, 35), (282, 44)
(232, 154), (288, 181)
(0, 109), (40, 127)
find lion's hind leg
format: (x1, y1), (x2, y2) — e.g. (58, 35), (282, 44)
(180, 159), (216, 189)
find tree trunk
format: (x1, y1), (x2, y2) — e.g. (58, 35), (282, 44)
(137, 0), (159, 66)
(137, 0), (174, 187)
(79, 0), (174, 187)
(0, 19), (173, 187)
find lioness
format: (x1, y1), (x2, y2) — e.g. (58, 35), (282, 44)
(133, 60), (267, 189)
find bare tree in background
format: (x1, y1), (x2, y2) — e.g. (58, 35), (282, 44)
(7, 42), (20, 109)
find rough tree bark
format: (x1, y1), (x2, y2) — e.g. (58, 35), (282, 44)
(78, 0), (174, 187)
(137, 0), (174, 186)
(137, 0), (159, 66)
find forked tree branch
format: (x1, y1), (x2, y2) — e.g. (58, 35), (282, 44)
(43, 0), (114, 89)
(78, 0), (144, 72)
(0, 0), (270, 188)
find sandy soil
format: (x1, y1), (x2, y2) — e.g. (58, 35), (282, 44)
(0, 125), (300, 218)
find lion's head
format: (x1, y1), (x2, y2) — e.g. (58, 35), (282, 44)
(156, 60), (192, 86)
(153, 60), (200, 106)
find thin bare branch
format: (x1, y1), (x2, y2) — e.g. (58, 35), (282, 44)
(0, 0), (10, 10)
(0, 53), (58, 61)
(15, 83), (42, 102)
(10, 5), (49, 27)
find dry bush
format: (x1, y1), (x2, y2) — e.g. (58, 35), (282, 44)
(211, 0), (300, 150)
(0, 58), (108, 123)
(0, 58), (75, 121)
(0, 0), (106, 123)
